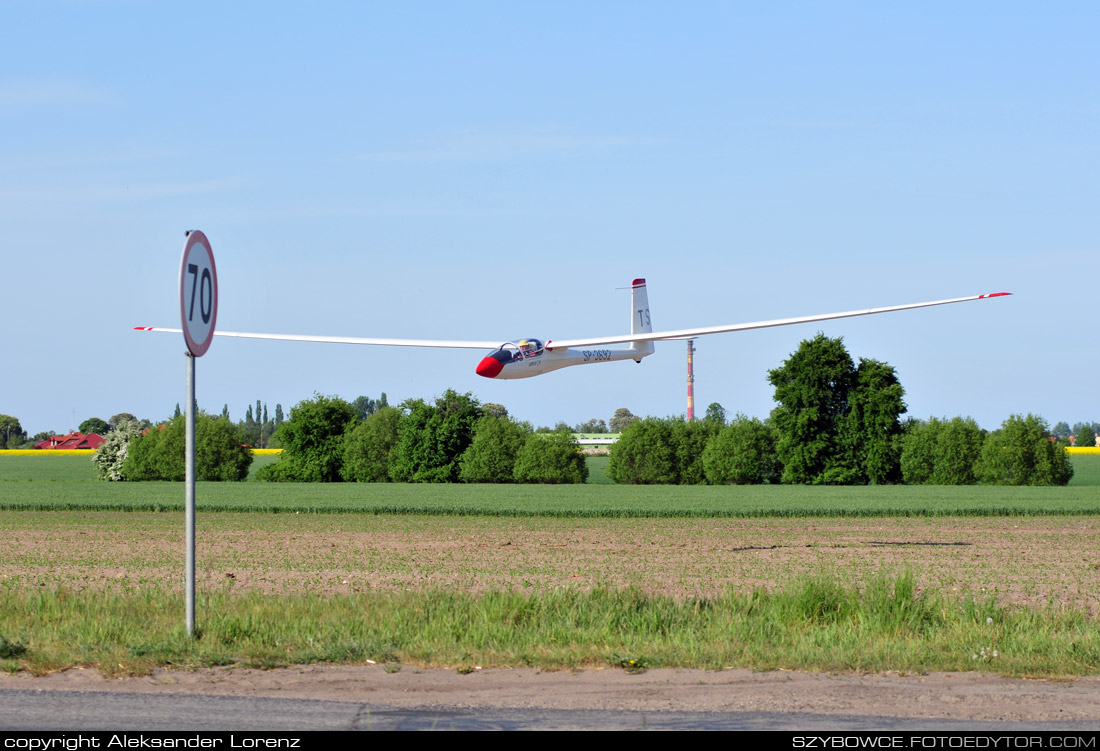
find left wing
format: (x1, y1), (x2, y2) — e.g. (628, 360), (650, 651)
(546, 292), (1010, 349)
(132, 327), (505, 349)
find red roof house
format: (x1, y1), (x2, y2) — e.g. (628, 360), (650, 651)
(34, 432), (105, 450)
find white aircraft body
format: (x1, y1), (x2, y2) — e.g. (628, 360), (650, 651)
(136, 279), (1010, 380)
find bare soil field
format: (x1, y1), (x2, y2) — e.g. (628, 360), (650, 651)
(2, 512), (1098, 611)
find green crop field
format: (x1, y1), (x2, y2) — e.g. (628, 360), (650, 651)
(1, 453), (1098, 517)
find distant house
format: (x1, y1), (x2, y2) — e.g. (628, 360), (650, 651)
(34, 431), (105, 450)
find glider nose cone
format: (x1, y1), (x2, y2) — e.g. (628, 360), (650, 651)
(476, 356), (504, 379)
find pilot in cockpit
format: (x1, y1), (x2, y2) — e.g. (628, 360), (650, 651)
(518, 339), (542, 358)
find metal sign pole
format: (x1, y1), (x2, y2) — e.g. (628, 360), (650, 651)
(178, 229), (216, 640)
(185, 352), (196, 636)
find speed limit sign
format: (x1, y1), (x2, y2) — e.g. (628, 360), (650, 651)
(179, 230), (218, 357)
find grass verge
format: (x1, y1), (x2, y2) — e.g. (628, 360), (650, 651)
(2, 573), (1096, 679)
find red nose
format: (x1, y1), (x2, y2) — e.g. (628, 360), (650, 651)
(476, 356), (504, 378)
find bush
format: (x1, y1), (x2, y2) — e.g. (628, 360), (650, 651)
(607, 418), (676, 484)
(975, 414), (1073, 486)
(340, 406), (401, 482)
(92, 418), (142, 481)
(930, 417), (985, 485)
(900, 418), (942, 485)
(671, 419), (721, 485)
(458, 415), (533, 483)
(121, 416), (251, 481)
(512, 432), (587, 484)
(389, 390), (482, 483)
(702, 415), (781, 485)
(257, 394), (356, 482)
(901, 417), (985, 485)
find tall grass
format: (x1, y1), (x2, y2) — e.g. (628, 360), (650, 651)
(2, 573), (1096, 679)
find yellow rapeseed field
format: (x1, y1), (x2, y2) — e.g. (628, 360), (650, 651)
(0, 449), (96, 456)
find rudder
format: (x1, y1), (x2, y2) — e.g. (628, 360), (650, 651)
(629, 278), (655, 359)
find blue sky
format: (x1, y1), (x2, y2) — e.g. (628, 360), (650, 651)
(2, 1), (1096, 436)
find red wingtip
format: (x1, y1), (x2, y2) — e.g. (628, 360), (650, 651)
(134, 326), (154, 331)
(978, 292), (1011, 298)
(632, 278), (646, 287)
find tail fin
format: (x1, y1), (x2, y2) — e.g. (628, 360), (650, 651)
(629, 278), (655, 360)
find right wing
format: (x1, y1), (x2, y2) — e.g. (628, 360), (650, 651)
(547, 292), (1011, 348)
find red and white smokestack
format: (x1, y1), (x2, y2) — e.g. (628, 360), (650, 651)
(686, 339), (696, 421)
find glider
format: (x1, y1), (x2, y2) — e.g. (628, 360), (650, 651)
(136, 279), (1010, 380)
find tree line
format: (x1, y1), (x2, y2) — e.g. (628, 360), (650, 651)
(94, 391), (587, 484)
(258, 391), (586, 484)
(82, 333), (1078, 486)
(609, 334), (1074, 487)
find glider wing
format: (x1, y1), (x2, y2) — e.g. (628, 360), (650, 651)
(547, 293), (1011, 349)
(132, 327), (505, 350)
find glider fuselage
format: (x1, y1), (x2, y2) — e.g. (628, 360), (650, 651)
(475, 340), (653, 379)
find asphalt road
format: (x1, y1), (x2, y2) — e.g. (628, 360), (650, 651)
(3, 688), (1099, 732)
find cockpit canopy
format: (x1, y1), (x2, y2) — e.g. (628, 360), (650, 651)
(484, 338), (545, 365)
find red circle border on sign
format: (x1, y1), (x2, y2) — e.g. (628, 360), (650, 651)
(178, 230), (218, 357)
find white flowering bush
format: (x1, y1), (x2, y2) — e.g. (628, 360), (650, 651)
(91, 419), (141, 481)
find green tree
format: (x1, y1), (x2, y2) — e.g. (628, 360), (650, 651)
(341, 406), (402, 482)
(389, 390), (482, 482)
(768, 335), (906, 485)
(704, 402), (727, 425)
(352, 393), (389, 421)
(837, 358), (906, 484)
(242, 404), (258, 447)
(607, 417), (676, 484)
(575, 418), (608, 433)
(1075, 425), (1096, 449)
(109, 413), (140, 432)
(513, 432), (588, 484)
(1, 414), (25, 448)
(609, 407), (638, 433)
(481, 402), (509, 419)
(1051, 421), (1071, 439)
(261, 403), (271, 447)
(702, 415), (781, 484)
(79, 417), (110, 437)
(1071, 421), (1100, 437)
(257, 394), (356, 482)
(121, 416), (251, 481)
(458, 415), (533, 483)
(768, 334), (855, 484)
(975, 414), (1073, 486)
